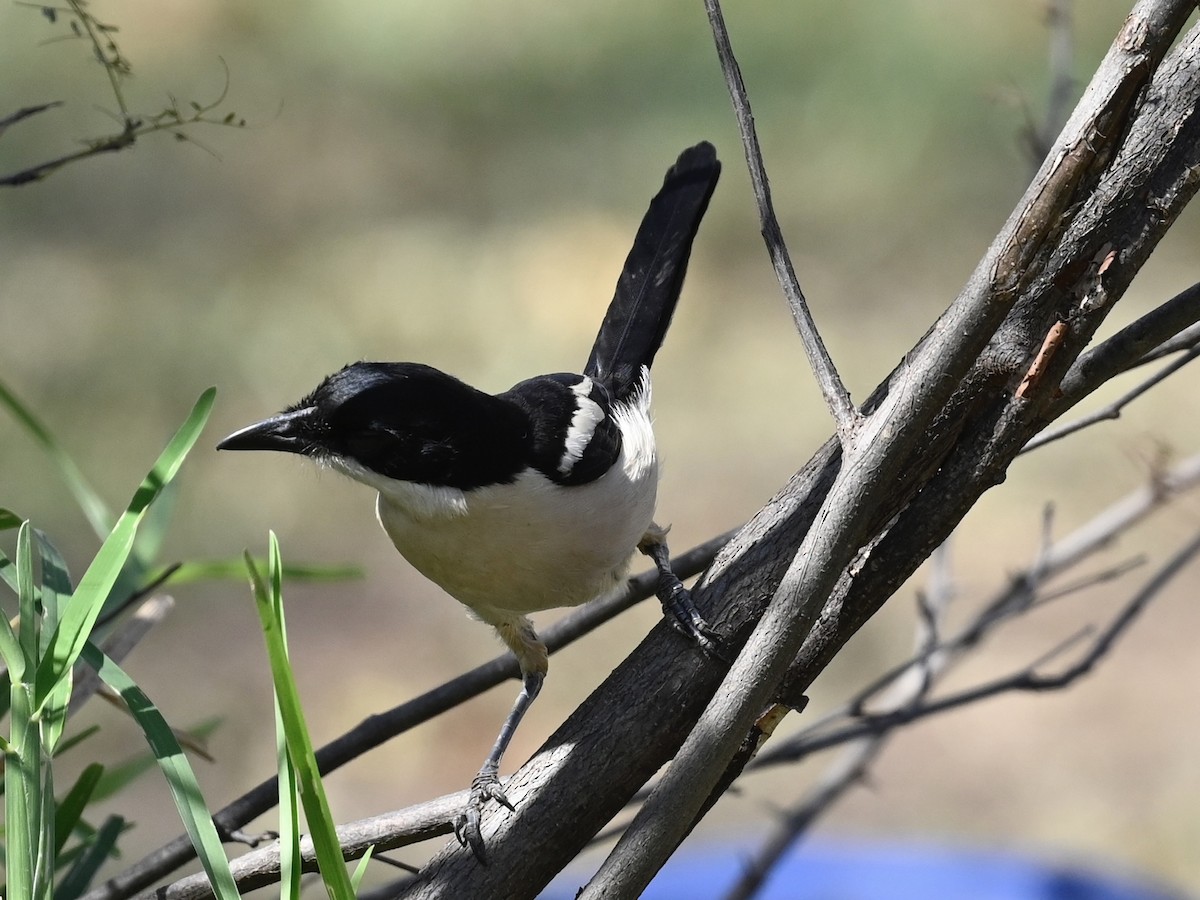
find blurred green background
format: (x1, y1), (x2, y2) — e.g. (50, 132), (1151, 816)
(3, 0), (1199, 893)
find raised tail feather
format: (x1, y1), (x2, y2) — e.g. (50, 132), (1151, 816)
(584, 142), (721, 401)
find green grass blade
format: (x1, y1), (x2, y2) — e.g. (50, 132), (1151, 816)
(269, 529), (303, 900)
(0, 379), (114, 540)
(80, 641), (241, 900)
(35, 529), (74, 751)
(271, 531), (303, 900)
(55, 762), (104, 855)
(54, 814), (125, 900)
(18, 520), (38, 672)
(0, 549), (27, 679)
(275, 693), (303, 900)
(7, 681), (47, 899)
(7, 524), (56, 898)
(33, 529), (73, 651)
(349, 846), (375, 892)
(248, 535), (355, 900)
(0, 545), (16, 595)
(34, 388), (216, 710)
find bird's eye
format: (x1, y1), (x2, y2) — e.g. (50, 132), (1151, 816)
(343, 428), (400, 461)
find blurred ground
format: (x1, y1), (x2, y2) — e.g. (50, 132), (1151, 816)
(2, 0), (1198, 895)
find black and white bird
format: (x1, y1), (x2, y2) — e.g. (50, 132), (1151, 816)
(217, 142), (722, 858)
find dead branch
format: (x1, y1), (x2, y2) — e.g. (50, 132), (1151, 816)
(703, 0), (857, 439)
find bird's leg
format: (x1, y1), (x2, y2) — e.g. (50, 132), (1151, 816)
(639, 523), (722, 657)
(454, 616), (547, 862)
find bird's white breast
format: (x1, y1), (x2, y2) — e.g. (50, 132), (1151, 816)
(371, 390), (658, 618)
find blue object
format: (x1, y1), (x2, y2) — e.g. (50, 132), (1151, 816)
(544, 840), (1189, 900)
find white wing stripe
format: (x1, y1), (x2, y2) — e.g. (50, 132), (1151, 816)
(558, 376), (605, 476)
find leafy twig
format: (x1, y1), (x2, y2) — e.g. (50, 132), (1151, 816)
(1, 4), (246, 187)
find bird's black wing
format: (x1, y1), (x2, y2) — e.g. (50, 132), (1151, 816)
(584, 142), (721, 402)
(501, 373), (622, 487)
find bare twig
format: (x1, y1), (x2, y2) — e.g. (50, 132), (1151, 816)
(1134, 321), (1200, 366)
(1051, 280), (1200, 417)
(702, 0), (858, 441)
(759, 451), (1200, 769)
(142, 795), (464, 900)
(0, 101), (64, 139)
(756, 527), (1200, 773)
(1024, 344), (1200, 452)
(726, 733), (882, 900)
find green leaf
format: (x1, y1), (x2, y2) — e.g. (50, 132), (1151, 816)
(0, 507), (23, 530)
(80, 642), (240, 899)
(6, 679), (50, 900)
(131, 479), (178, 568)
(350, 846), (375, 893)
(18, 520), (38, 672)
(276, 689), (302, 900)
(34, 529), (74, 646)
(248, 536), (355, 899)
(35, 529), (75, 751)
(34, 388), (216, 710)
(0, 524), (33, 680)
(270, 531), (304, 900)
(0, 379), (114, 540)
(54, 763), (104, 855)
(55, 814), (125, 900)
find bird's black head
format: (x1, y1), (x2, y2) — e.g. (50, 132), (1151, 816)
(218, 362), (530, 490)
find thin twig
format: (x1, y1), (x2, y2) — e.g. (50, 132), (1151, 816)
(703, 0), (858, 441)
(0, 101), (64, 138)
(143, 795), (464, 900)
(64, 0), (132, 121)
(755, 528), (1199, 772)
(1051, 280), (1200, 416)
(1134, 321), (1200, 366)
(757, 451), (1200, 768)
(1023, 345), (1200, 452)
(1037, 554), (1144, 602)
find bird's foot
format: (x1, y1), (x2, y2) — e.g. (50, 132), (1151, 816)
(453, 764), (513, 863)
(640, 527), (727, 661)
(659, 576), (726, 661)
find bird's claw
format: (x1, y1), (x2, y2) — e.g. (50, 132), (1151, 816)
(660, 578), (728, 662)
(453, 768), (512, 862)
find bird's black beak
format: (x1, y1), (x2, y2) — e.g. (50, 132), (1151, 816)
(217, 407), (316, 454)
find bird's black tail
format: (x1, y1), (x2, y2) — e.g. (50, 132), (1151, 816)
(584, 142), (720, 401)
